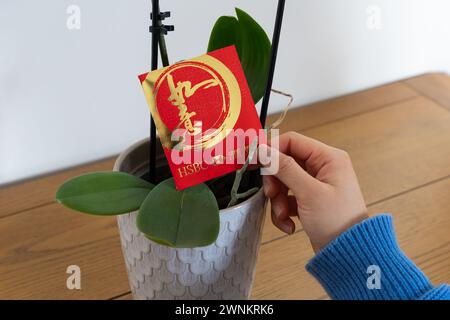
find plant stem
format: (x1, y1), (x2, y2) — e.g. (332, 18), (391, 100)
(159, 31), (170, 67)
(227, 137), (259, 208)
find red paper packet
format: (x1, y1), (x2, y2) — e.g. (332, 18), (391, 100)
(139, 45), (264, 190)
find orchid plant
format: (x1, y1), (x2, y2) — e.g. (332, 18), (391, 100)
(56, 8), (271, 248)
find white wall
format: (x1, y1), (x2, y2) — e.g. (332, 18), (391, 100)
(1, 0), (450, 185)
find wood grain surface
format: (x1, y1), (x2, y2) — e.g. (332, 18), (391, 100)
(0, 73), (449, 299)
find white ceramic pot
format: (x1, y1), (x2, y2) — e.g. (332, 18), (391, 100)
(114, 138), (267, 299)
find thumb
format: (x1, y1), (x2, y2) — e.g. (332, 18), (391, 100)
(258, 144), (318, 196)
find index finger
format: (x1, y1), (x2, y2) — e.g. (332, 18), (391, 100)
(271, 131), (335, 162)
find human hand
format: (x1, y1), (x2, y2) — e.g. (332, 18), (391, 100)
(258, 132), (368, 253)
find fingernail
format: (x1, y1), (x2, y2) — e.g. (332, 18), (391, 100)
(289, 224), (295, 235)
(262, 177), (271, 196)
(281, 221), (294, 235)
(258, 144), (272, 167)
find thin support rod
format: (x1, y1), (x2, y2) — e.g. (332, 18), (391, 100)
(149, 0), (160, 183)
(259, 0), (286, 127)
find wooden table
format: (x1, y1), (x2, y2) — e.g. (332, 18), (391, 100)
(1, 73), (449, 299)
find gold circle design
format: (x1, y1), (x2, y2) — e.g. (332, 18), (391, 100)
(143, 54), (241, 151)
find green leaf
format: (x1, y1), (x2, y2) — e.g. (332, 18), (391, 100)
(207, 8), (271, 103)
(207, 16), (239, 53)
(56, 172), (154, 215)
(137, 178), (220, 248)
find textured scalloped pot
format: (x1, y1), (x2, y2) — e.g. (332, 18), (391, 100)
(113, 138), (266, 299)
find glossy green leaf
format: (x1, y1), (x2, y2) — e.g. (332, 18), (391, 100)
(137, 178), (220, 248)
(56, 172), (154, 215)
(207, 16), (239, 53)
(207, 8), (271, 103)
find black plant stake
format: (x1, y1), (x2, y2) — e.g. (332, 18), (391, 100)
(247, 0), (286, 189)
(259, 0), (286, 127)
(149, 0), (173, 182)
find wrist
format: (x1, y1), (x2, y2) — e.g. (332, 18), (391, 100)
(312, 211), (369, 253)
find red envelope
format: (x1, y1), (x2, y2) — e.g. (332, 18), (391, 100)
(139, 45), (263, 190)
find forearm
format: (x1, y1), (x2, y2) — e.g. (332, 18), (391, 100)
(306, 214), (450, 300)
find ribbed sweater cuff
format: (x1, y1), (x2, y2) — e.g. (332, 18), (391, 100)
(306, 214), (433, 300)
(419, 284), (450, 300)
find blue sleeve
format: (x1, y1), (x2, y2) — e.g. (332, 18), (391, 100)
(306, 214), (450, 300)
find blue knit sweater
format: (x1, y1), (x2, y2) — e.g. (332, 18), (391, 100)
(306, 214), (450, 300)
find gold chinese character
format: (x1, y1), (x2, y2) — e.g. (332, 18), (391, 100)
(167, 74), (220, 134)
